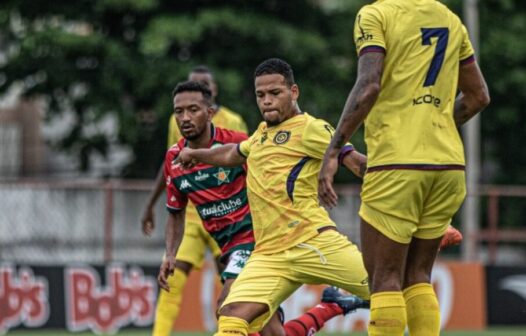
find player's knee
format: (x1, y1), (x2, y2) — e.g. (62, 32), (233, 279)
(219, 302), (269, 324)
(371, 268), (404, 292)
(403, 273), (431, 289)
(218, 302), (244, 317)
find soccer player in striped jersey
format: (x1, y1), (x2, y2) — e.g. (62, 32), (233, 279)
(319, 1), (490, 335)
(159, 80), (368, 336)
(141, 66), (248, 336)
(175, 59), (372, 336)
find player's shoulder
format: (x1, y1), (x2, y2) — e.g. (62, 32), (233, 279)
(359, 0), (388, 16)
(303, 113), (333, 131)
(166, 139), (184, 156)
(214, 126), (249, 143)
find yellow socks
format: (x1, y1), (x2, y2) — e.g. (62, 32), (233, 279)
(152, 268), (188, 336)
(404, 283), (441, 336)
(368, 291), (407, 336)
(214, 316), (249, 336)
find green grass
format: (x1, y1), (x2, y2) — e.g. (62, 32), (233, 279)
(6, 329), (526, 336)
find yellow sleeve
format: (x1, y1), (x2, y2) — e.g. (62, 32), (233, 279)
(236, 118), (248, 134)
(215, 106), (249, 134)
(238, 128), (261, 157)
(302, 119), (336, 160)
(459, 24), (475, 62)
(354, 5), (386, 56)
(167, 114), (182, 148)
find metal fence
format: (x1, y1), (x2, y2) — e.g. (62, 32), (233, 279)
(0, 180), (525, 265)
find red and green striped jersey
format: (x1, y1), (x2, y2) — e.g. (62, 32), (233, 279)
(164, 125), (254, 259)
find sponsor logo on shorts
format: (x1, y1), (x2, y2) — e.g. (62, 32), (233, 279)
(200, 198), (243, 218)
(224, 250), (252, 276)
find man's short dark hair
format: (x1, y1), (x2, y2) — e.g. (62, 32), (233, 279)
(172, 81), (212, 106)
(254, 58), (295, 87)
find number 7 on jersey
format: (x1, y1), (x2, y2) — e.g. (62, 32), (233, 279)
(421, 28), (449, 87)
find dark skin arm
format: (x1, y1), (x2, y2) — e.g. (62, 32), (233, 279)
(177, 143), (246, 169)
(342, 149), (368, 178)
(454, 61), (490, 127)
(141, 164), (165, 235)
(318, 52), (384, 208)
(157, 209), (186, 292)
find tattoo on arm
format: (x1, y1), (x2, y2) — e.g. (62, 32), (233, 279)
(331, 53), (383, 149)
(332, 133), (347, 150)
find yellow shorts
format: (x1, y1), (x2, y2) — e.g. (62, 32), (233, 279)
(220, 229), (369, 332)
(175, 205), (221, 268)
(360, 169), (466, 244)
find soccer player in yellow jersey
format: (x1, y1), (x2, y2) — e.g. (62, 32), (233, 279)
(319, 1), (490, 335)
(141, 65), (248, 336)
(177, 58), (370, 336)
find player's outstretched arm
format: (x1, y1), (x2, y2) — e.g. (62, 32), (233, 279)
(158, 209), (185, 292)
(454, 61), (490, 127)
(177, 143), (246, 168)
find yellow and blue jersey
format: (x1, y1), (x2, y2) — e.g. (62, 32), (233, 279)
(355, 0), (475, 170)
(238, 113), (345, 254)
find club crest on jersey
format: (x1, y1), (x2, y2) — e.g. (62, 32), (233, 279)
(273, 131), (290, 145)
(213, 168), (231, 185)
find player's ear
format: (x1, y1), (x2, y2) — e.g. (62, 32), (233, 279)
(291, 84), (300, 101)
(206, 106), (214, 121)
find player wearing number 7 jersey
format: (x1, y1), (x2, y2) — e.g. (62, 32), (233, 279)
(318, 1), (490, 335)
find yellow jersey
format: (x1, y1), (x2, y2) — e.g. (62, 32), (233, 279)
(239, 113), (340, 254)
(354, 0), (475, 169)
(167, 105), (248, 224)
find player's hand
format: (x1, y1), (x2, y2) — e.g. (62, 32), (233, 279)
(175, 148), (198, 170)
(318, 152), (339, 209)
(158, 257), (175, 292)
(141, 206), (155, 236)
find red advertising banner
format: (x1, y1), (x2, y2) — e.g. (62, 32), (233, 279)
(0, 261), (486, 333)
(172, 260), (487, 332)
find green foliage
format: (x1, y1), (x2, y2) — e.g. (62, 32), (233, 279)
(479, 0), (526, 186)
(0, 0), (524, 187)
(0, 0), (363, 178)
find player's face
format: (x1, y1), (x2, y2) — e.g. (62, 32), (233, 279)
(188, 72), (218, 99)
(255, 74), (299, 126)
(173, 91), (213, 140)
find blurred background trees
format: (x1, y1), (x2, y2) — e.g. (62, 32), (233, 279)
(0, 0), (524, 185)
